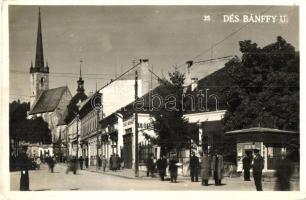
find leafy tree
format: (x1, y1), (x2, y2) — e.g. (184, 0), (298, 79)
(223, 36), (299, 131)
(10, 100), (52, 151)
(151, 70), (198, 156)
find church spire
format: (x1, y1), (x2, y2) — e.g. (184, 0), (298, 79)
(77, 59), (85, 93)
(35, 7), (44, 69)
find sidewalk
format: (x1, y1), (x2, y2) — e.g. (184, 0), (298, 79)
(85, 166), (177, 180)
(57, 163), (299, 183)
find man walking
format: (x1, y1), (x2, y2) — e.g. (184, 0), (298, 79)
(157, 155), (167, 181)
(190, 152), (200, 182)
(252, 148), (264, 191)
(242, 152), (252, 181)
(146, 154), (155, 177)
(79, 156), (84, 170)
(275, 152), (294, 191)
(211, 150), (224, 186)
(169, 157), (178, 183)
(102, 155), (108, 172)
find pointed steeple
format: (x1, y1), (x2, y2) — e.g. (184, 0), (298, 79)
(35, 7), (44, 69)
(77, 59), (85, 93)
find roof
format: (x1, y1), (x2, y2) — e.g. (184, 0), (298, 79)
(29, 86), (69, 115)
(225, 127), (298, 135)
(64, 92), (88, 124)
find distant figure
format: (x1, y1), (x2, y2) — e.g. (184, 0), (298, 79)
(190, 152), (200, 182)
(169, 157), (178, 183)
(211, 150), (224, 186)
(115, 154), (121, 170)
(156, 155), (167, 181)
(66, 156), (77, 174)
(46, 156), (55, 173)
(242, 152), (252, 181)
(275, 152), (294, 191)
(35, 157), (41, 170)
(79, 156), (84, 170)
(252, 149), (264, 191)
(18, 146), (31, 191)
(102, 155), (108, 172)
(113, 154), (120, 171)
(146, 154), (155, 177)
(109, 155), (114, 170)
(200, 150), (211, 186)
(98, 155), (102, 170)
(85, 156), (89, 168)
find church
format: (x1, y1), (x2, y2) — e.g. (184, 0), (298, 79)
(27, 8), (73, 157)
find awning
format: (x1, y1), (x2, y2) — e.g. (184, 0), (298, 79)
(225, 127), (298, 136)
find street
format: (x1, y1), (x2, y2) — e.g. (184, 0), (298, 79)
(10, 164), (299, 191)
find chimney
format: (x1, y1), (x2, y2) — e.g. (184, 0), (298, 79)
(185, 60), (193, 86)
(191, 78), (198, 91)
(138, 59), (150, 96)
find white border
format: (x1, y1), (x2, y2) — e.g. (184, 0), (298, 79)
(1, 1), (305, 200)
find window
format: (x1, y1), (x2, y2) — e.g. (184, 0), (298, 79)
(40, 77), (44, 88)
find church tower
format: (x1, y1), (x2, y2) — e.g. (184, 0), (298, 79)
(77, 60), (85, 94)
(30, 7), (49, 107)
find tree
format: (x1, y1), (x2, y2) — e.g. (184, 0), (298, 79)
(10, 100), (52, 155)
(223, 36), (299, 131)
(151, 70), (197, 156)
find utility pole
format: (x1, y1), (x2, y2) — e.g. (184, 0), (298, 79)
(75, 113), (79, 174)
(66, 126), (69, 160)
(134, 70), (139, 177)
(96, 92), (101, 171)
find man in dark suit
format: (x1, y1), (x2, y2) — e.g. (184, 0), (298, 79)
(18, 146), (31, 191)
(157, 155), (167, 181)
(190, 152), (200, 182)
(242, 152), (252, 181)
(252, 149), (264, 191)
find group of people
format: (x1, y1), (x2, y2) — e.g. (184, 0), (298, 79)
(146, 154), (180, 183)
(190, 150), (224, 186)
(243, 149), (295, 191)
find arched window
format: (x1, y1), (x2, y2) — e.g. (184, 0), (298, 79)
(40, 77), (44, 88)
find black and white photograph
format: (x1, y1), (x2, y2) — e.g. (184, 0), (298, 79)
(0, 1), (304, 199)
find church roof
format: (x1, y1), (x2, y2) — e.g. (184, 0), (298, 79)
(29, 86), (69, 115)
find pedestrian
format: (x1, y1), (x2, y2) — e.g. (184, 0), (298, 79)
(49, 156), (55, 173)
(252, 148), (264, 191)
(115, 154), (121, 170)
(113, 154), (119, 171)
(156, 155), (167, 181)
(275, 152), (294, 191)
(35, 157), (41, 170)
(190, 152), (200, 182)
(200, 150), (211, 186)
(102, 155), (108, 172)
(109, 155), (114, 170)
(146, 154), (155, 177)
(98, 155), (102, 170)
(18, 146), (31, 191)
(211, 150), (224, 186)
(85, 156), (89, 168)
(169, 157), (178, 183)
(79, 156), (84, 170)
(242, 152), (252, 181)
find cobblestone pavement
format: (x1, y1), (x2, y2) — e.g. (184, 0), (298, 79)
(10, 164), (299, 191)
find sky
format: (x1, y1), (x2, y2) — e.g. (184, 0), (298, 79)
(9, 5), (299, 102)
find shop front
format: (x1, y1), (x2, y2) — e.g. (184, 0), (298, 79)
(225, 127), (299, 173)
